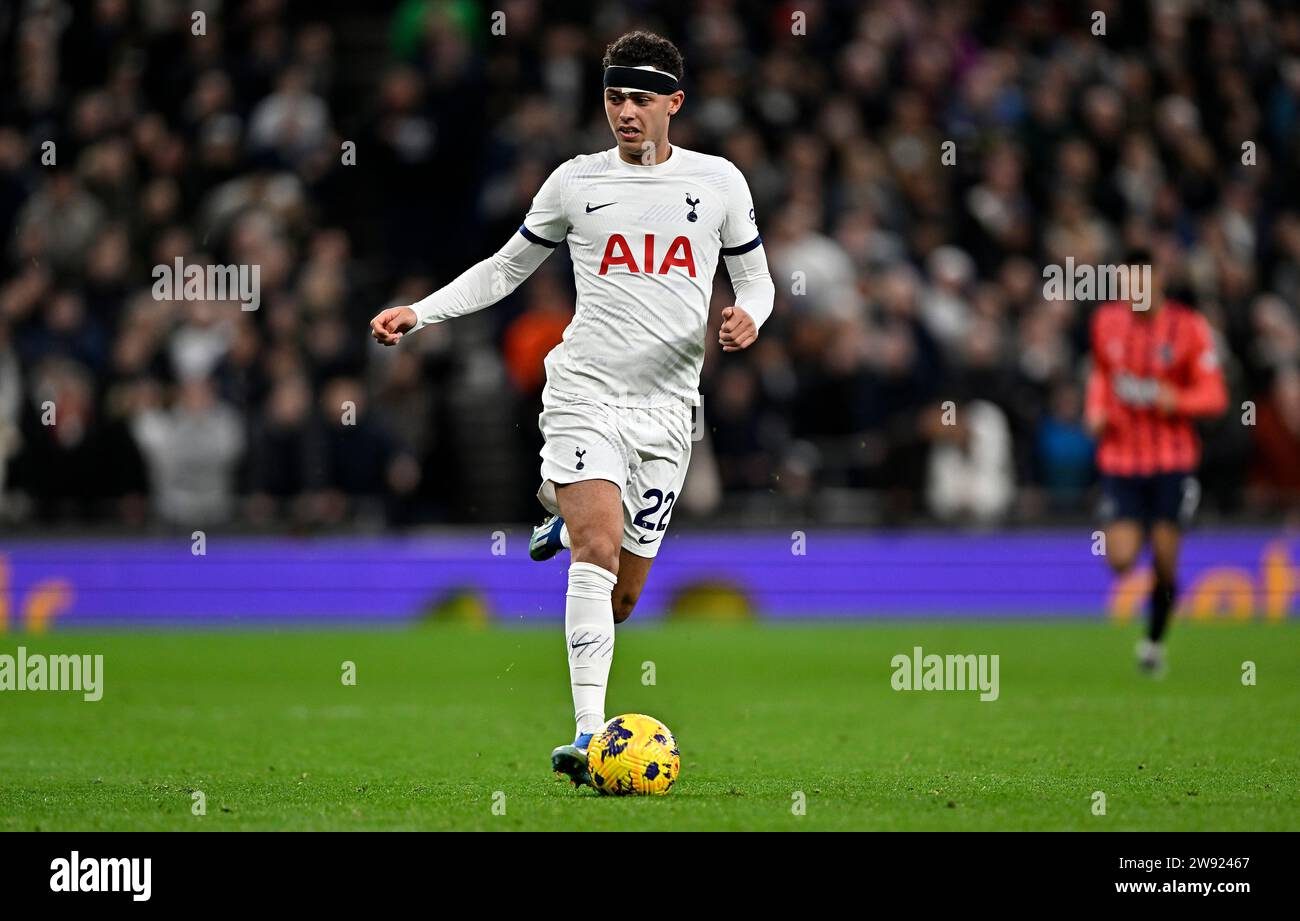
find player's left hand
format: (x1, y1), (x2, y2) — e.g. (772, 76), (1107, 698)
(1154, 383), (1180, 414)
(719, 305), (757, 352)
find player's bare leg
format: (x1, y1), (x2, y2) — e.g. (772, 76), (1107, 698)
(558, 479), (622, 572)
(1102, 520), (1143, 575)
(550, 478), (622, 787)
(613, 550), (654, 623)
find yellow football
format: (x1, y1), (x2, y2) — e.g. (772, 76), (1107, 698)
(587, 714), (680, 795)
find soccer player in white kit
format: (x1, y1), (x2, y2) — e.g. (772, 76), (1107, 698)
(370, 31), (774, 789)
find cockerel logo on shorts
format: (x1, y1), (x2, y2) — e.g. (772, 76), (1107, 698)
(574, 448), (586, 470)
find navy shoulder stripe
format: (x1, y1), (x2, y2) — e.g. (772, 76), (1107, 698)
(518, 225), (562, 248)
(721, 235), (762, 256)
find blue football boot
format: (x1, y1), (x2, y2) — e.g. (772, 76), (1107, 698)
(551, 731), (594, 788)
(530, 514), (567, 561)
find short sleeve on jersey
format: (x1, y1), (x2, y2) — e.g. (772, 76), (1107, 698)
(719, 164), (762, 255)
(520, 162), (569, 247)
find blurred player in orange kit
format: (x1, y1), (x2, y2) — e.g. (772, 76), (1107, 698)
(1085, 251), (1228, 674)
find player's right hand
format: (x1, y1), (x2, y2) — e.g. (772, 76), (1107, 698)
(370, 306), (418, 346)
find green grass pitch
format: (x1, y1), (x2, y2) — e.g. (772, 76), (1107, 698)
(1, 622), (1296, 831)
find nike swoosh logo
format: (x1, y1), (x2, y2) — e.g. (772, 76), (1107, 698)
(570, 640), (600, 650)
(585, 202), (617, 213)
(638, 534), (662, 545)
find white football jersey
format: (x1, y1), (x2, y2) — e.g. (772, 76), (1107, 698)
(521, 146), (762, 407)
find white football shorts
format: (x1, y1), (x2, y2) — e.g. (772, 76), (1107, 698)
(536, 385), (693, 559)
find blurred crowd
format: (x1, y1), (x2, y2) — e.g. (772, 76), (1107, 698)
(2, 0), (1300, 531)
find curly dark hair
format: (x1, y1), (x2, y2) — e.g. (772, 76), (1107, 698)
(601, 31), (684, 82)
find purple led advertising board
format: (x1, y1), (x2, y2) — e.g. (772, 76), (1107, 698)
(1, 530), (1296, 629)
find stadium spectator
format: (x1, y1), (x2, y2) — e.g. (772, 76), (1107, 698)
(1249, 365), (1300, 516)
(132, 376), (245, 525)
(925, 398), (1015, 524)
(0, 325), (21, 502)
(306, 376), (418, 525)
(1034, 379), (1095, 512)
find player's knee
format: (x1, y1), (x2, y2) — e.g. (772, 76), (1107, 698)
(1105, 549), (1139, 574)
(1103, 526), (1141, 574)
(571, 535), (620, 576)
(612, 589), (640, 624)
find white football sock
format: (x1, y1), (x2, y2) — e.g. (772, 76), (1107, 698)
(559, 522), (571, 549)
(565, 561), (617, 736)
